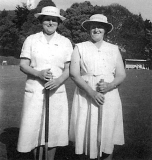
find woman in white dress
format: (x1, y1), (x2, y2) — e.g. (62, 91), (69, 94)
(69, 14), (126, 160)
(17, 6), (73, 160)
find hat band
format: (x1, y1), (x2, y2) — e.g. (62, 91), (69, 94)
(90, 19), (107, 23)
(40, 12), (61, 17)
(43, 10), (59, 14)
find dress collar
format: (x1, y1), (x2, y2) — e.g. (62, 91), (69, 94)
(89, 40), (106, 51)
(39, 31), (58, 44)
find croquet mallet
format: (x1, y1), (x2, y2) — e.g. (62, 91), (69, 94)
(97, 79), (104, 160)
(45, 88), (50, 160)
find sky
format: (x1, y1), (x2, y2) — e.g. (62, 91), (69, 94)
(0, 0), (152, 21)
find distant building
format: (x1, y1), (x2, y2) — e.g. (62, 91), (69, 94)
(125, 59), (150, 70)
(2, 60), (7, 66)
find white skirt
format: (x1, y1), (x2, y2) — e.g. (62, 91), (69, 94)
(17, 82), (69, 152)
(69, 75), (124, 159)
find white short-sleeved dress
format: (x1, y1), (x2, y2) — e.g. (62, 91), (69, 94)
(69, 41), (124, 159)
(17, 31), (73, 152)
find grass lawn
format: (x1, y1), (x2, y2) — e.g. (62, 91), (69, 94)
(0, 66), (152, 160)
(114, 69), (152, 160)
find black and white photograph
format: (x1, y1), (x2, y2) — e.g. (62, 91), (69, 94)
(0, 0), (152, 160)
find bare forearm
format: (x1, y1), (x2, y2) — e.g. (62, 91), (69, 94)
(70, 75), (94, 96)
(57, 69), (69, 85)
(109, 74), (126, 90)
(20, 64), (39, 78)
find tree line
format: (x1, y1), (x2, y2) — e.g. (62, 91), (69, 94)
(0, 0), (152, 61)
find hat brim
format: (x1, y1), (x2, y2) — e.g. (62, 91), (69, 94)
(34, 13), (66, 21)
(82, 20), (113, 33)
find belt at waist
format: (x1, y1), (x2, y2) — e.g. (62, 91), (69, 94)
(81, 73), (104, 77)
(81, 73), (114, 83)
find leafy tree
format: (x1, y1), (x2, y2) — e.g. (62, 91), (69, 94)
(57, 23), (72, 41)
(144, 19), (152, 30)
(0, 0), (152, 61)
(118, 14), (146, 59)
(36, 0), (56, 12)
(64, 1), (94, 43)
(15, 0), (56, 45)
(144, 20), (152, 61)
(0, 9), (8, 18)
(13, 3), (30, 31)
(0, 15), (20, 57)
(93, 3), (146, 60)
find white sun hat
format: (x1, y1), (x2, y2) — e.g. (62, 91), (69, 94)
(82, 14), (113, 33)
(34, 6), (66, 21)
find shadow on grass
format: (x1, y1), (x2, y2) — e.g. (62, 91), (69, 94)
(0, 128), (80, 160)
(0, 127), (33, 160)
(0, 127), (151, 160)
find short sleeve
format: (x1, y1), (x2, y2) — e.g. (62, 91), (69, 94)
(20, 36), (33, 60)
(64, 39), (73, 63)
(115, 46), (121, 61)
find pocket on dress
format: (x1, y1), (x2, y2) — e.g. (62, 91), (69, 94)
(25, 77), (44, 93)
(24, 78), (36, 93)
(25, 83), (34, 93)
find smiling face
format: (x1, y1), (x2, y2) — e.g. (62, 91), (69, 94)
(89, 23), (106, 43)
(42, 15), (59, 35)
